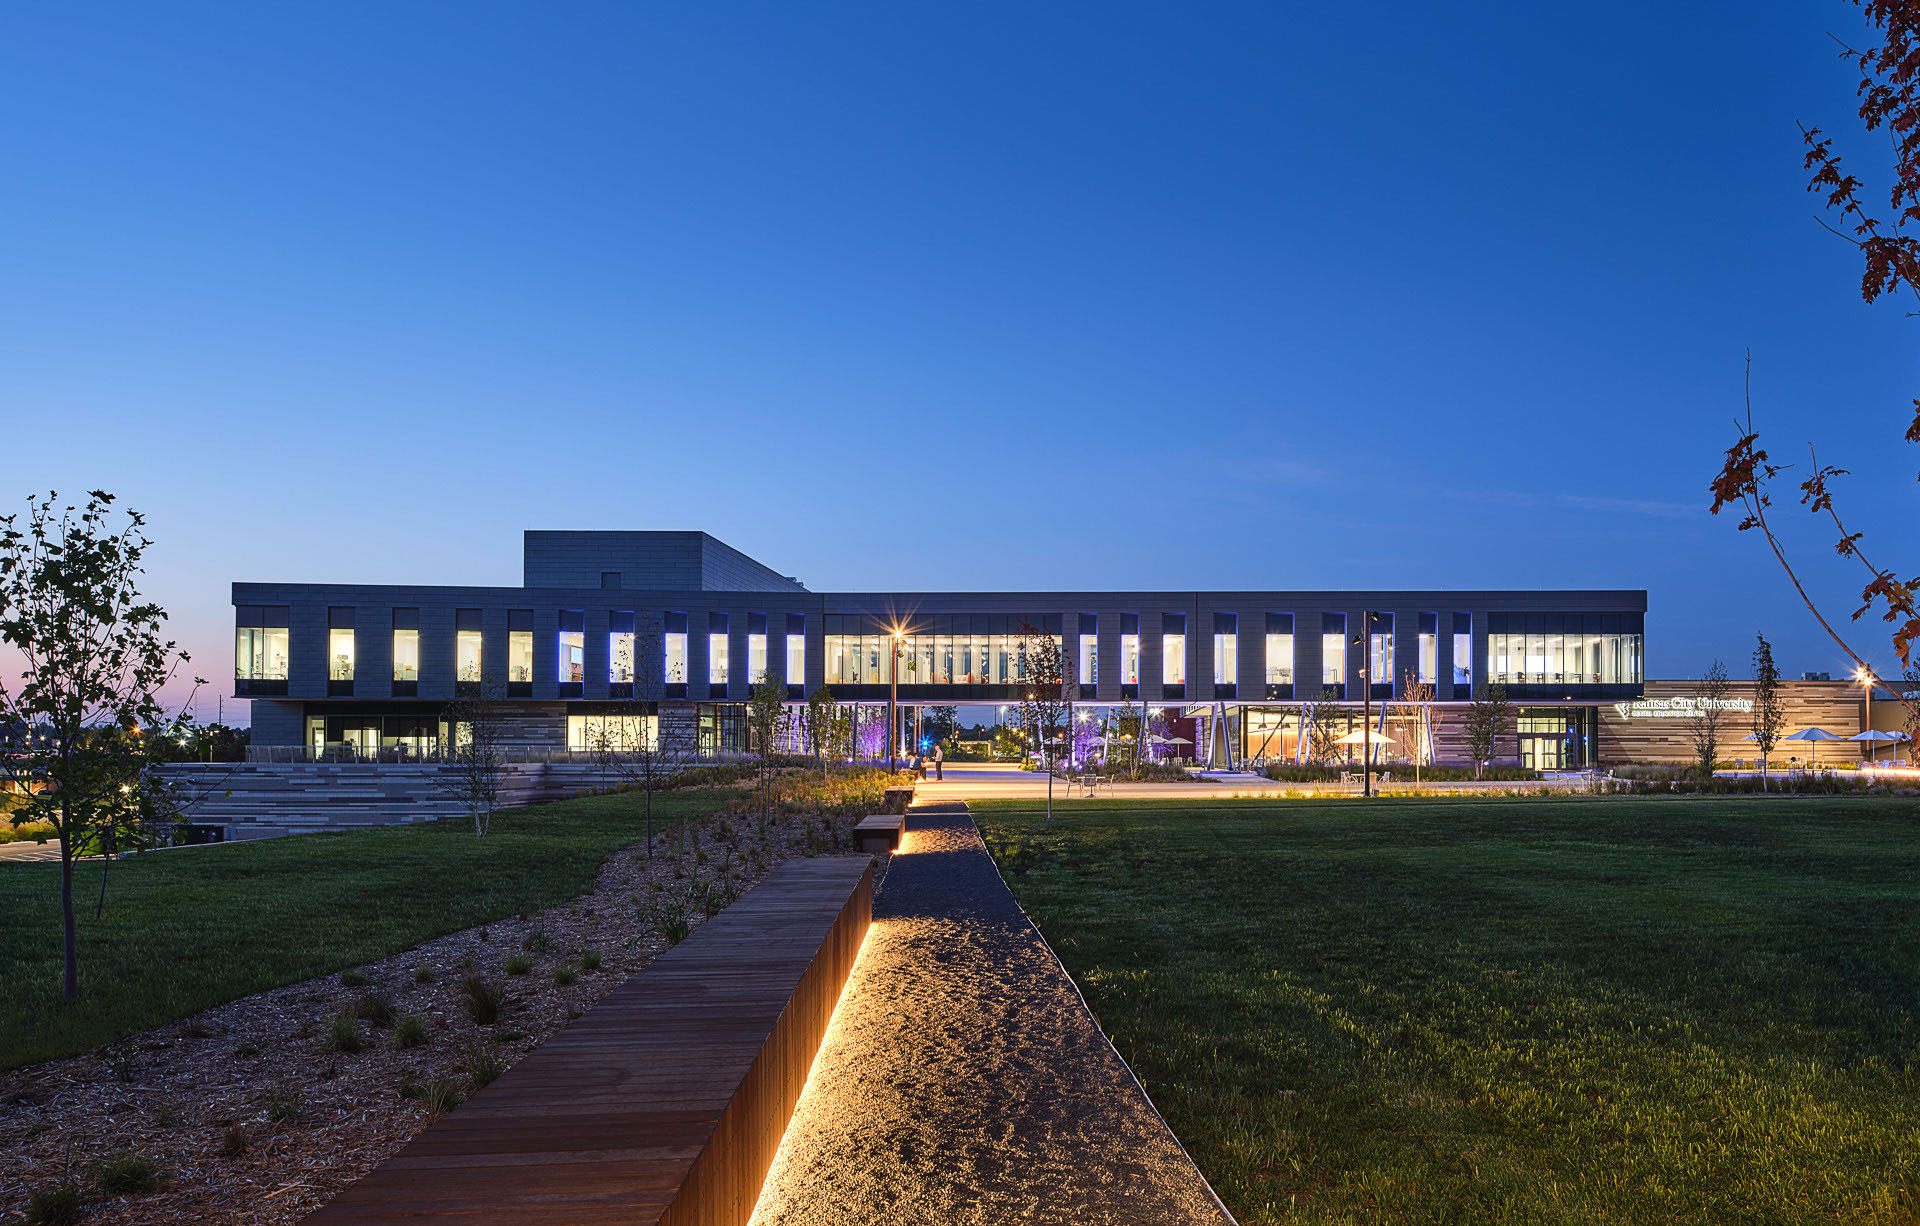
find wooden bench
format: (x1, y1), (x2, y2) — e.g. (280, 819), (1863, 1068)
(854, 812), (905, 852)
(880, 785), (915, 814)
(303, 856), (873, 1226)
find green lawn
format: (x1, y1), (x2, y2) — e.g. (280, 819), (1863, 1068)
(975, 796), (1920, 1225)
(0, 790), (725, 1069)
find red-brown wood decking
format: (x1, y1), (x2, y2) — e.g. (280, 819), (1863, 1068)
(303, 856), (874, 1226)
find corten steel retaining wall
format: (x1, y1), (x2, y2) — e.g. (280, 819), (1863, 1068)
(301, 856), (873, 1226)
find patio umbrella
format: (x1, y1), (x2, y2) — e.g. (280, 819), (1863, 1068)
(1849, 728), (1910, 764)
(1783, 726), (1842, 767)
(1332, 729), (1398, 746)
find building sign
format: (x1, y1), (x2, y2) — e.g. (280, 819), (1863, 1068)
(1612, 696), (1752, 720)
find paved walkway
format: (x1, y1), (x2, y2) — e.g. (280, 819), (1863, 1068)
(0, 839), (61, 863)
(749, 803), (1235, 1226)
(913, 763), (1591, 801)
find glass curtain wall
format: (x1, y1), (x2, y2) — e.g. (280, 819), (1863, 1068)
(1486, 617), (1644, 686)
(822, 617), (1063, 688)
(567, 713), (657, 752)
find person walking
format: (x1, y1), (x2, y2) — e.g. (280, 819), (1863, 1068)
(932, 742), (944, 781)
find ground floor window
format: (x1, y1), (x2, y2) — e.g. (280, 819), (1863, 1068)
(567, 713), (656, 752)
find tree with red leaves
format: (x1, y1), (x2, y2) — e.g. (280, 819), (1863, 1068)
(1711, 0), (1920, 759)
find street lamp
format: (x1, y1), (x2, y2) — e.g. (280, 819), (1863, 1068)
(889, 629), (903, 772)
(1856, 665), (1876, 765)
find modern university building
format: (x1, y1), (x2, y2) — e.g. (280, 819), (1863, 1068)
(233, 530), (1652, 771)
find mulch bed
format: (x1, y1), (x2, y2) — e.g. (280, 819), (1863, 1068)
(0, 805), (881, 1225)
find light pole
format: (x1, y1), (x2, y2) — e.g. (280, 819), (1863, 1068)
(889, 630), (902, 772)
(1856, 665), (1875, 765)
(1355, 615), (1372, 798)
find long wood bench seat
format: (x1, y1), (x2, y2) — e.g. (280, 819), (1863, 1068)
(303, 855), (873, 1226)
(853, 813), (905, 853)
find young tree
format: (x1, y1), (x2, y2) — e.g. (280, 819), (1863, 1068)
(1305, 687), (1346, 765)
(1687, 660), (1733, 780)
(0, 492), (197, 1001)
(442, 693), (507, 837)
(802, 684), (835, 782)
(747, 674), (785, 818)
(1395, 668), (1436, 784)
(1710, 2), (1920, 742)
(1751, 634), (1786, 789)
(1015, 621), (1072, 770)
(1463, 683), (1514, 779)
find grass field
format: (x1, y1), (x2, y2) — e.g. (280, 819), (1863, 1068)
(0, 789), (725, 1069)
(975, 795), (1920, 1225)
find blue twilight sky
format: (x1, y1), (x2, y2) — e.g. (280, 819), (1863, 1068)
(3, 2), (1916, 721)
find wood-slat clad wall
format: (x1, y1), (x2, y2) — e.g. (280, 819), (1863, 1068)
(1595, 679), (1864, 765)
(302, 856), (873, 1226)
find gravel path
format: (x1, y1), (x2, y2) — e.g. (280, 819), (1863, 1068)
(750, 803), (1235, 1226)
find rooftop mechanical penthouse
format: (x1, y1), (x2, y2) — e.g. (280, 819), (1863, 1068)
(233, 530), (1648, 770)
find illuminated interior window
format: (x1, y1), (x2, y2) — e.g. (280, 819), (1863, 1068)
(234, 626), (289, 680)
(329, 629), (354, 681)
(391, 630), (419, 681)
(1322, 613), (1346, 688)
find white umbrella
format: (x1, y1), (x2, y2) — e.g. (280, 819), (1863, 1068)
(1850, 728), (1910, 764)
(1783, 726), (1842, 767)
(1333, 729), (1398, 746)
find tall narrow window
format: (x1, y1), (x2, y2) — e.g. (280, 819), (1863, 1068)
(455, 609), (482, 697)
(1265, 613), (1294, 697)
(508, 610), (533, 697)
(558, 610), (585, 696)
(609, 610), (635, 693)
(1418, 612), (1438, 685)
(1322, 613), (1347, 691)
(234, 605), (290, 696)
(1121, 614), (1140, 691)
(1368, 612), (1394, 693)
(327, 607), (355, 695)
(1078, 614), (1098, 697)
(1212, 612), (1237, 694)
(786, 618), (806, 693)
(664, 612), (689, 694)
(1162, 613), (1186, 689)
(748, 613), (768, 683)
(708, 612), (730, 688)
(1452, 613), (1472, 689)
(392, 607), (419, 696)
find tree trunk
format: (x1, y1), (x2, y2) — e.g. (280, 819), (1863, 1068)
(60, 798), (78, 1002)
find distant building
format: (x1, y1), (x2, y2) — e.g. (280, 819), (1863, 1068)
(232, 530), (1657, 769)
